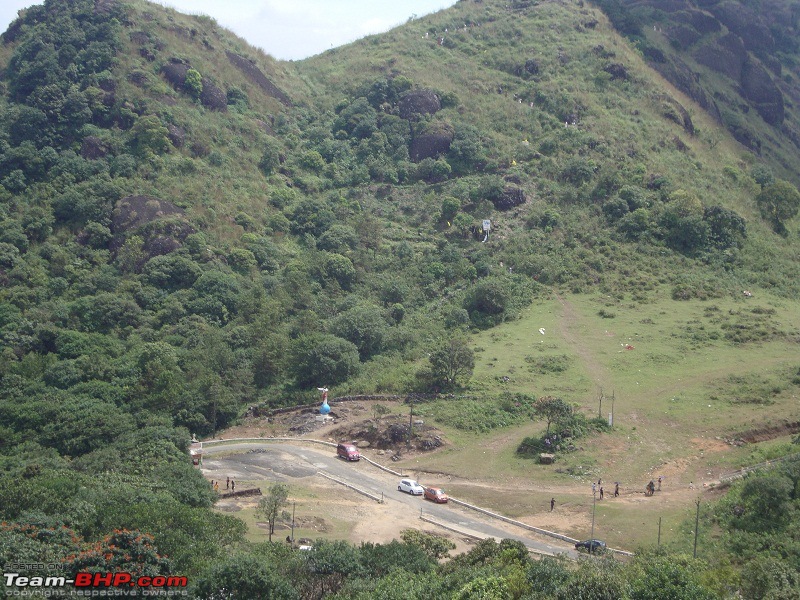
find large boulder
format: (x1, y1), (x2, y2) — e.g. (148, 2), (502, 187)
(492, 185), (526, 211)
(656, 94), (695, 135)
(410, 121), (453, 161)
(650, 56), (722, 122)
(710, 2), (774, 53)
(161, 60), (189, 88)
(604, 63), (629, 81)
(167, 124), (185, 148)
(81, 136), (110, 160)
(741, 57), (784, 126)
(112, 195), (187, 234)
(666, 23), (702, 50)
(693, 33), (747, 80)
(673, 9), (721, 34)
(225, 50), (292, 106)
(410, 132), (453, 161)
(399, 89), (441, 120)
(200, 77), (227, 111)
(111, 195), (195, 259)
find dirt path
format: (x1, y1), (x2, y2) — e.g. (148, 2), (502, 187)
(554, 293), (611, 389)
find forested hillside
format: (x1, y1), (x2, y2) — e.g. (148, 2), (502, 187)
(1, 0), (800, 596)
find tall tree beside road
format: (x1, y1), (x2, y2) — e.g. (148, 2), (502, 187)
(258, 483), (289, 542)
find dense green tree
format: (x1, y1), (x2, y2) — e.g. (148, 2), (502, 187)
(193, 553), (298, 600)
(142, 254), (202, 290)
(739, 555), (800, 600)
(428, 337), (475, 389)
(258, 483), (289, 542)
(329, 303), (387, 360)
(465, 276), (532, 328)
(129, 115), (171, 157)
(535, 396), (572, 436)
(290, 197), (335, 237)
(259, 138), (284, 176)
(359, 539), (433, 578)
(318, 224), (359, 253)
(400, 529), (456, 561)
(290, 333), (360, 387)
(556, 559), (627, 600)
(440, 196), (460, 223)
(751, 164), (775, 189)
(756, 179), (800, 234)
(320, 252), (356, 289)
(527, 556), (571, 598)
(704, 206), (746, 250)
(629, 552), (715, 600)
(303, 540), (365, 598)
(448, 125), (487, 174)
(39, 395), (135, 456)
(455, 575), (509, 600)
(334, 97), (378, 139)
(735, 473), (794, 532)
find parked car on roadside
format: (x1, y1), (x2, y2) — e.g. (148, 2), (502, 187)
(336, 443), (360, 461)
(575, 539), (607, 553)
(424, 487), (448, 503)
(397, 479), (424, 495)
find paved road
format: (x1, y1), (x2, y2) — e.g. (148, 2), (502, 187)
(201, 441), (578, 557)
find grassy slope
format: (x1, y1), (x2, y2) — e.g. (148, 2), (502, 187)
(404, 287), (800, 549)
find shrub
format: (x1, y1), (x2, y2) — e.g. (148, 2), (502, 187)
(184, 68), (202, 99)
(290, 333), (360, 387)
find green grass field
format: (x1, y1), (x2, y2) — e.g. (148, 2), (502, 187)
(402, 286), (800, 551)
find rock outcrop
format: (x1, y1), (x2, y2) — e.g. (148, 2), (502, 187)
(399, 89), (441, 121)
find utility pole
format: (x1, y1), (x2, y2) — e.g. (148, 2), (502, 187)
(598, 387), (604, 419)
(693, 498), (701, 558)
(291, 502), (296, 543)
(590, 487), (597, 552)
(657, 516), (662, 546)
(407, 403), (413, 450)
(611, 390), (615, 427)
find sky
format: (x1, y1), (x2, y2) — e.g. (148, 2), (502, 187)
(0, 0), (459, 61)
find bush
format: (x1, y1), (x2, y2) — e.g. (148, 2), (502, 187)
(290, 333), (360, 387)
(184, 69), (202, 99)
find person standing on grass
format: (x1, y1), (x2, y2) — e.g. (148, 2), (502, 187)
(550, 497), (555, 511)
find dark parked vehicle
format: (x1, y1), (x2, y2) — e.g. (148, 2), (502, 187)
(336, 443), (360, 461)
(575, 539), (607, 553)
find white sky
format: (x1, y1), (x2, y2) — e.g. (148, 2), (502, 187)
(0, 0), (459, 61)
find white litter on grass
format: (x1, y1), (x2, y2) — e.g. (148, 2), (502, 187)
(539, 328), (546, 335)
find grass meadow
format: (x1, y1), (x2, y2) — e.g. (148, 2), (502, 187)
(403, 286), (800, 550)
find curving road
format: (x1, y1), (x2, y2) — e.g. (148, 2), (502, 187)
(201, 441), (578, 557)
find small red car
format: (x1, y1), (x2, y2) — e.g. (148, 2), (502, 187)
(423, 487), (448, 503)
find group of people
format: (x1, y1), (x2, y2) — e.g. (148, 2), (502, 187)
(645, 476), (663, 496)
(550, 478), (622, 512)
(209, 477), (236, 493)
(590, 479), (620, 500)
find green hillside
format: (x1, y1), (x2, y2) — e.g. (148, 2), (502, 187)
(1, 0), (800, 596)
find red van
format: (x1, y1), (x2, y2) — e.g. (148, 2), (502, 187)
(336, 443), (360, 461)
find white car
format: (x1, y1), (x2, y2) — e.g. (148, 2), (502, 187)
(398, 478), (424, 495)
